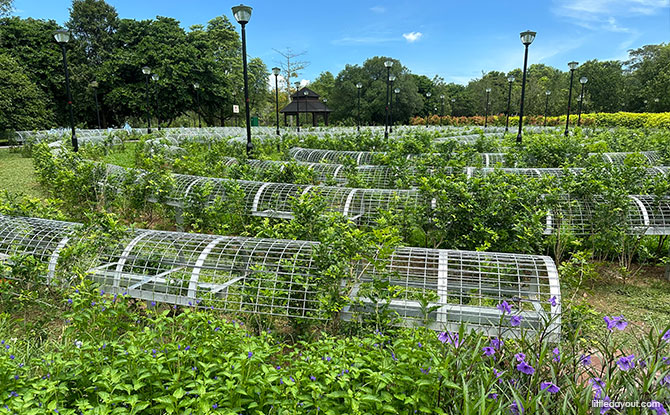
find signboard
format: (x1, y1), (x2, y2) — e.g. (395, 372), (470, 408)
(233, 105), (240, 114)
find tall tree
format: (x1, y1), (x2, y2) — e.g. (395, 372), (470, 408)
(0, 0), (12, 17)
(273, 47), (309, 101)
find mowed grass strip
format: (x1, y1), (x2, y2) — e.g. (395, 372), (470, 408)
(0, 148), (46, 198)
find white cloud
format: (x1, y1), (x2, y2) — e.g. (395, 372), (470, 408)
(370, 6), (386, 13)
(402, 32), (423, 43)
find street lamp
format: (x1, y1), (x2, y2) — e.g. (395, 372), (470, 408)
(505, 74), (515, 133)
(272, 67), (280, 136)
(439, 94), (445, 117)
(384, 60), (393, 139)
(356, 82), (363, 133)
(89, 81), (101, 129)
(564, 61), (579, 136)
(232, 3), (253, 156)
(152, 74), (161, 130)
(294, 81), (301, 132)
(389, 75), (396, 133)
(303, 90), (309, 127)
(517, 30), (536, 143)
(54, 30), (78, 151)
(450, 98), (456, 116)
(142, 66), (152, 134)
(577, 76), (587, 126)
(394, 88), (400, 126)
(543, 90), (551, 127)
(484, 88), (491, 128)
(193, 83), (201, 128)
(426, 91), (432, 128)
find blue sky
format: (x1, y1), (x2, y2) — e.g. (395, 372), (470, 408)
(12, 0), (670, 85)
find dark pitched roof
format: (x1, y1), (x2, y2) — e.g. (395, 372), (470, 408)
(290, 87), (320, 99)
(280, 99), (332, 113)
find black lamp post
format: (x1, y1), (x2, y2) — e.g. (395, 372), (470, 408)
(425, 92), (432, 128)
(544, 90), (551, 127)
(294, 81), (301, 132)
(505, 75), (514, 133)
(142, 66), (152, 134)
(654, 98), (660, 112)
(272, 67), (280, 136)
(517, 30), (536, 143)
(440, 94), (445, 117)
(356, 82), (362, 133)
(484, 88), (491, 128)
(389, 75), (396, 133)
(303, 90), (309, 127)
(232, 4), (253, 157)
(384, 60), (392, 139)
(564, 61), (579, 136)
(193, 83), (201, 128)
(450, 98), (456, 116)
(577, 76), (587, 126)
(90, 80), (101, 129)
(152, 74), (161, 131)
(394, 88), (400, 126)
(54, 30), (78, 151)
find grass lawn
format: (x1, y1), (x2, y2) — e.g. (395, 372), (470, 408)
(0, 148), (46, 199)
(100, 142), (136, 167)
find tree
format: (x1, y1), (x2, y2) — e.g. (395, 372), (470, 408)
(0, 0), (12, 17)
(273, 47), (309, 101)
(0, 53), (55, 131)
(309, 71), (335, 101)
(67, 0), (119, 65)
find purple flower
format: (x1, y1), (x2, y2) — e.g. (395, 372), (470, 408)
(310, 375), (316, 381)
(510, 400), (524, 415)
(510, 315), (522, 327)
(552, 347), (560, 363)
(600, 396), (612, 414)
(417, 342), (422, 348)
(482, 347), (495, 357)
(650, 401), (668, 415)
(548, 296), (557, 307)
(497, 301), (512, 314)
(576, 352), (590, 365)
(662, 330), (670, 343)
(212, 404), (218, 409)
(540, 381), (560, 393)
(660, 374), (670, 387)
(9, 355), (14, 360)
(438, 331), (463, 348)
(490, 338), (503, 350)
(616, 354), (635, 371)
(516, 360), (535, 375)
(493, 368), (504, 378)
(515, 353), (526, 362)
(603, 315), (627, 331)
(488, 393), (498, 400)
(247, 351), (253, 359)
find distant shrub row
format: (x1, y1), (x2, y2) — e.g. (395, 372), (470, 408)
(411, 112), (670, 129)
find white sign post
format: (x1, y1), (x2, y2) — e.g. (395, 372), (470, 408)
(232, 105), (240, 114)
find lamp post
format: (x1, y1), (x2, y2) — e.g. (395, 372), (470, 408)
(654, 97), (660, 112)
(54, 30), (78, 151)
(152, 74), (161, 131)
(450, 98), (455, 116)
(425, 91), (432, 128)
(484, 88), (491, 128)
(294, 81), (301, 132)
(389, 75), (396, 133)
(394, 88), (400, 126)
(303, 90), (309, 127)
(505, 75), (514, 133)
(272, 67), (280, 136)
(543, 90), (551, 127)
(439, 94), (445, 117)
(193, 83), (201, 128)
(577, 76), (587, 126)
(517, 30), (536, 143)
(356, 82), (362, 133)
(90, 81), (101, 129)
(142, 66), (152, 134)
(564, 61), (579, 136)
(384, 60), (393, 139)
(232, 4), (253, 157)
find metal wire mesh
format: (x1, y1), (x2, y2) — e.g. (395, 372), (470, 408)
(589, 151), (663, 165)
(0, 214), (560, 337)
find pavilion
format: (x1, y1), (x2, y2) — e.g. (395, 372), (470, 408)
(280, 87), (332, 126)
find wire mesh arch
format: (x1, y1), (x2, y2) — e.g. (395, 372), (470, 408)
(0, 214), (561, 338)
(589, 151), (663, 165)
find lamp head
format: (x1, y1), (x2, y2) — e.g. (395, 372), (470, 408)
(54, 30), (70, 44)
(152, 74), (159, 81)
(568, 61), (579, 70)
(142, 66), (151, 75)
(545, 90), (551, 96)
(232, 4), (252, 24)
(356, 82), (362, 89)
(389, 75), (396, 82)
(394, 88), (400, 94)
(507, 75), (515, 83)
(520, 30), (536, 46)
(384, 60), (393, 68)
(193, 82), (200, 89)
(426, 92), (432, 98)
(89, 81), (99, 88)
(485, 88), (491, 93)
(272, 67), (280, 76)
(579, 76), (588, 84)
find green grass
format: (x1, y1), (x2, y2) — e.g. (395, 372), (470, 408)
(0, 148), (46, 198)
(100, 142), (137, 168)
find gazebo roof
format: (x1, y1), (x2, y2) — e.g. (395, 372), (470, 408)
(281, 87), (332, 113)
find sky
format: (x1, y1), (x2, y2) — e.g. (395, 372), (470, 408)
(11, 0), (670, 86)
